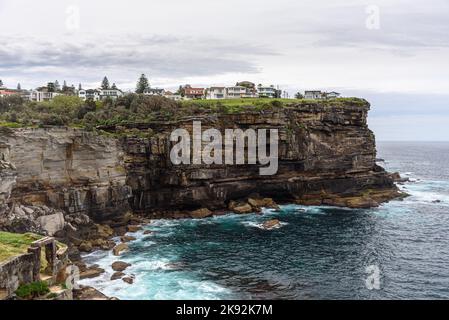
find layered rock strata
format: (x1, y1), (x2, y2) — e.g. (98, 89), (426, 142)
(0, 101), (401, 225)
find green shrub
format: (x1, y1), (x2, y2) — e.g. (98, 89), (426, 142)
(15, 281), (50, 299)
(0, 94), (368, 130)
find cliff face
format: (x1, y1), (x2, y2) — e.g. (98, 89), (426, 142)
(0, 127), (131, 222)
(123, 101), (399, 212)
(0, 142), (16, 216)
(0, 100), (400, 223)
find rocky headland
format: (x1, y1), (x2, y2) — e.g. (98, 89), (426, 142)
(0, 99), (404, 298)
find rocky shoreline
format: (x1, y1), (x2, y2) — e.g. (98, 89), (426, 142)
(0, 100), (406, 299)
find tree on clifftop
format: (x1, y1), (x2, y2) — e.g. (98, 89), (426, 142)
(101, 76), (110, 90)
(47, 82), (55, 92)
(136, 74), (150, 93)
(295, 92), (304, 99)
(17, 83), (21, 91)
(0, 80), (3, 87)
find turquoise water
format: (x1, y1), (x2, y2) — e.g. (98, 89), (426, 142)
(79, 142), (449, 300)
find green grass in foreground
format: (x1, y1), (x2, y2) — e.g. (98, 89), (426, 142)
(0, 231), (67, 265)
(0, 232), (43, 262)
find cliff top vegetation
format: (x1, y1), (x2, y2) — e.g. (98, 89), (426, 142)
(0, 95), (368, 130)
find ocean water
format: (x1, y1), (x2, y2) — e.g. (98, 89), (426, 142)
(80, 142), (449, 300)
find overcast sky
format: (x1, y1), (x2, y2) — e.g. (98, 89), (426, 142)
(1, 0), (449, 140)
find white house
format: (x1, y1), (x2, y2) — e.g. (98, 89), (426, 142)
(325, 91), (341, 99)
(226, 86), (248, 99)
(164, 92), (183, 101)
(206, 87), (226, 99)
(257, 85), (278, 98)
(143, 88), (165, 96)
(79, 88), (123, 101)
(30, 90), (60, 102)
(304, 91), (323, 99)
(99, 89), (123, 100)
(78, 89), (100, 101)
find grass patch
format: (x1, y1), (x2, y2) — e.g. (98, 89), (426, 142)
(0, 232), (43, 262)
(0, 232), (67, 271)
(180, 97), (368, 113)
(0, 121), (25, 128)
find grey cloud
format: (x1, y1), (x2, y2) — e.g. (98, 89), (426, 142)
(281, 3), (449, 54)
(0, 34), (276, 85)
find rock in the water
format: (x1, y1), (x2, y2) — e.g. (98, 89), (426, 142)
(112, 243), (129, 256)
(122, 277), (134, 284)
(120, 235), (136, 243)
(100, 240), (116, 251)
(389, 172), (410, 183)
(110, 272), (125, 281)
(232, 203), (253, 214)
(143, 230), (153, 235)
(345, 197), (379, 209)
(248, 198), (279, 210)
(189, 208), (213, 219)
(261, 219), (282, 230)
(127, 225), (142, 232)
(80, 266), (105, 279)
(111, 261), (131, 272)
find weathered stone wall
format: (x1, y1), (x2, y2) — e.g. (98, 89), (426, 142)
(0, 253), (36, 299)
(0, 127), (131, 222)
(0, 237), (70, 300)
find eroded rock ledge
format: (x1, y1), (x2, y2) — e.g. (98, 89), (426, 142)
(0, 100), (401, 227)
(120, 101), (401, 212)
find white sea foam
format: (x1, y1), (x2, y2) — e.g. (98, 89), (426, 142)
(401, 179), (449, 206)
(243, 221), (288, 230)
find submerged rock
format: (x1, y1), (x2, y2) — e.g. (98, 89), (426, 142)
(112, 261), (131, 272)
(261, 219), (282, 230)
(110, 272), (125, 281)
(122, 277), (134, 284)
(113, 243), (129, 256)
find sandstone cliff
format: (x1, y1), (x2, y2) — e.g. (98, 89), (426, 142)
(0, 100), (400, 225)
(0, 141), (16, 217)
(121, 101), (400, 213)
(0, 127), (131, 225)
